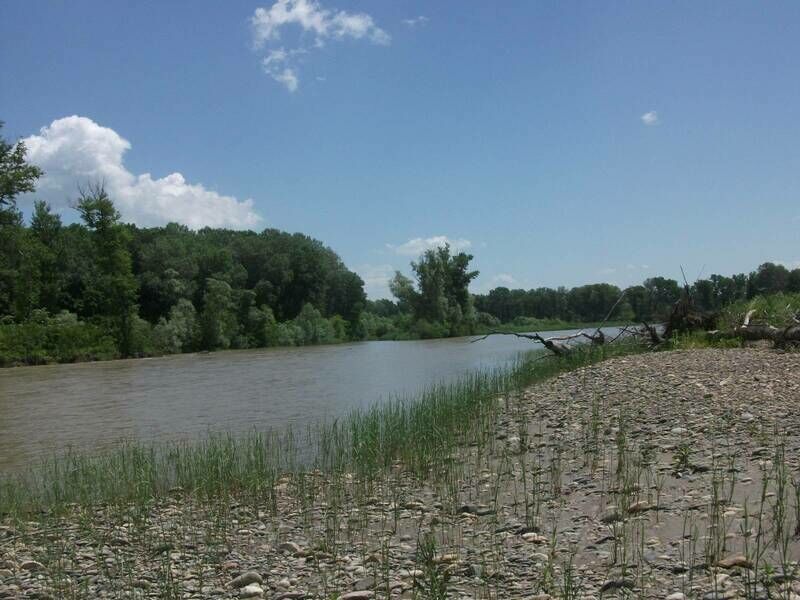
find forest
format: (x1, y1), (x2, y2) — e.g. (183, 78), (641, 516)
(2, 124), (799, 365)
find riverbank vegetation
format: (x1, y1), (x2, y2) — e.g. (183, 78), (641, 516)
(2, 126), (799, 367)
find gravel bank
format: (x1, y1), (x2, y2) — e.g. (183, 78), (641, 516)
(1, 348), (799, 599)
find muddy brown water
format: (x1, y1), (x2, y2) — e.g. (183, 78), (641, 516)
(0, 328), (615, 472)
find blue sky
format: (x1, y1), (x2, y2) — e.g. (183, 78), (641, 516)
(1, 1), (799, 298)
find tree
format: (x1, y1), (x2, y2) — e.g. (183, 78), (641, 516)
(0, 122), (43, 208)
(391, 244), (479, 335)
(747, 262), (789, 297)
(76, 184), (138, 356)
(198, 277), (237, 349)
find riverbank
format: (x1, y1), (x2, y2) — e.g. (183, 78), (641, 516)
(0, 318), (617, 369)
(2, 346), (799, 598)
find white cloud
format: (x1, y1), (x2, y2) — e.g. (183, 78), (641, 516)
(21, 116), (262, 229)
(641, 111), (659, 126)
(387, 235), (472, 257)
(357, 263), (396, 299)
(492, 273), (516, 286)
(402, 15), (429, 27)
(261, 48), (304, 91)
(251, 0), (390, 91)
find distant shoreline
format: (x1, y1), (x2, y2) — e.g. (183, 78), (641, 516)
(0, 320), (626, 369)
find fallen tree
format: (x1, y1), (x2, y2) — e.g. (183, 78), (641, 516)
(474, 283), (800, 357)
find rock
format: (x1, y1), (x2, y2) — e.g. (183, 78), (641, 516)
(230, 571), (263, 588)
(459, 504), (495, 516)
(339, 593), (375, 600)
(0, 570), (12, 579)
(240, 583), (264, 598)
(433, 554), (458, 564)
(714, 573), (731, 587)
(19, 560), (45, 572)
(275, 594), (306, 600)
(717, 555), (752, 569)
(353, 576), (376, 591)
(628, 500), (652, 514)
(600, 510), (622, 524)
(703, 591), (735, 600)
(666, 594), (686, 600)
(278, 541), (303, 556)
(600, 579), (635, 593)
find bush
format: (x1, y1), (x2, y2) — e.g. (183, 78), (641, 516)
(718, 292), (800, 331)
(0, 310), (117, 366)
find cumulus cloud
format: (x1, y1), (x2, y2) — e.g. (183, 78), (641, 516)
(641, 111), (659, 126)
(402, 16), (429, 27)
(356, 263), (396, 299)
(387, 235), (472, 257)
(251, 0), (389, 91)
(22, 116), (262, 229)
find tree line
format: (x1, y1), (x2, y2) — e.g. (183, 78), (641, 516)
(2, 122), (797, 364)
(470, 263), (800, 327)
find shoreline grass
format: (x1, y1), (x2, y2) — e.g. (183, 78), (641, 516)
(0, 340), (644, 517)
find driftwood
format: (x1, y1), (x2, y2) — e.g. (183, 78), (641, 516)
(474, 279), (799, 357)
(732, 309), (800, 347)
(472, 292), (623, 356)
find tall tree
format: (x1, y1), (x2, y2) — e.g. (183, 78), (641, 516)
(76, 185), (138, 356)
(0, 122), (43, 208)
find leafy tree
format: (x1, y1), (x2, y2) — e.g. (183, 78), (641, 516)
(0, 122), (43, 208)
(391, 244), (479, 336)
(198, 278), (237, 349)
(787, 269), (800, 293)
(76, 185), (138, 356)
(747, 262), (789, 297)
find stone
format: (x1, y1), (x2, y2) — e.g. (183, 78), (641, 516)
(240, 583), (264, 598)
(278, 541), (303, 556)
(717, 555), (752, 569)
(666, 594), (686, 600)
(353, 576), (376, 591)
(628, 500), (652, 514)
(600, 579), (635, 593)
(230, 571), (263, 588)
(19, 560), (45, 572)
(339, 593), (375, 600)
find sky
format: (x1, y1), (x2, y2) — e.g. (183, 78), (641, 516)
(1, 1), (799, 298)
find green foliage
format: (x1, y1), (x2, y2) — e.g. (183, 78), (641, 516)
(0, 122), (43, 208)
(0, 182), (368, 364)
(0, 310), (117, 366)
(718, 292), (800, 332)
(390, 243), (479, 336)
(76, 184), (138, 356)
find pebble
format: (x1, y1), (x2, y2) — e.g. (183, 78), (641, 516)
(230, 571), (263, 588)
(240, 583), (264, 598)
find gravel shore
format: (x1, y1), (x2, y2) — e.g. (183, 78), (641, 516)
(2, 348), (799, 599)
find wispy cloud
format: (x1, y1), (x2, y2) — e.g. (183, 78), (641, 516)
(356, 263), (396, 299)
(21, 116), (262, 229)
(387, 235), (472, 257)
(251, 0), (390, 91)
(641, 111), (659, 126)
(402, 15), (428, 27)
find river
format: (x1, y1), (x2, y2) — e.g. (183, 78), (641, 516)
(0, 328), (611, 472)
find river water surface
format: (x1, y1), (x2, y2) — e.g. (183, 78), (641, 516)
(0, 329), (608, 472)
